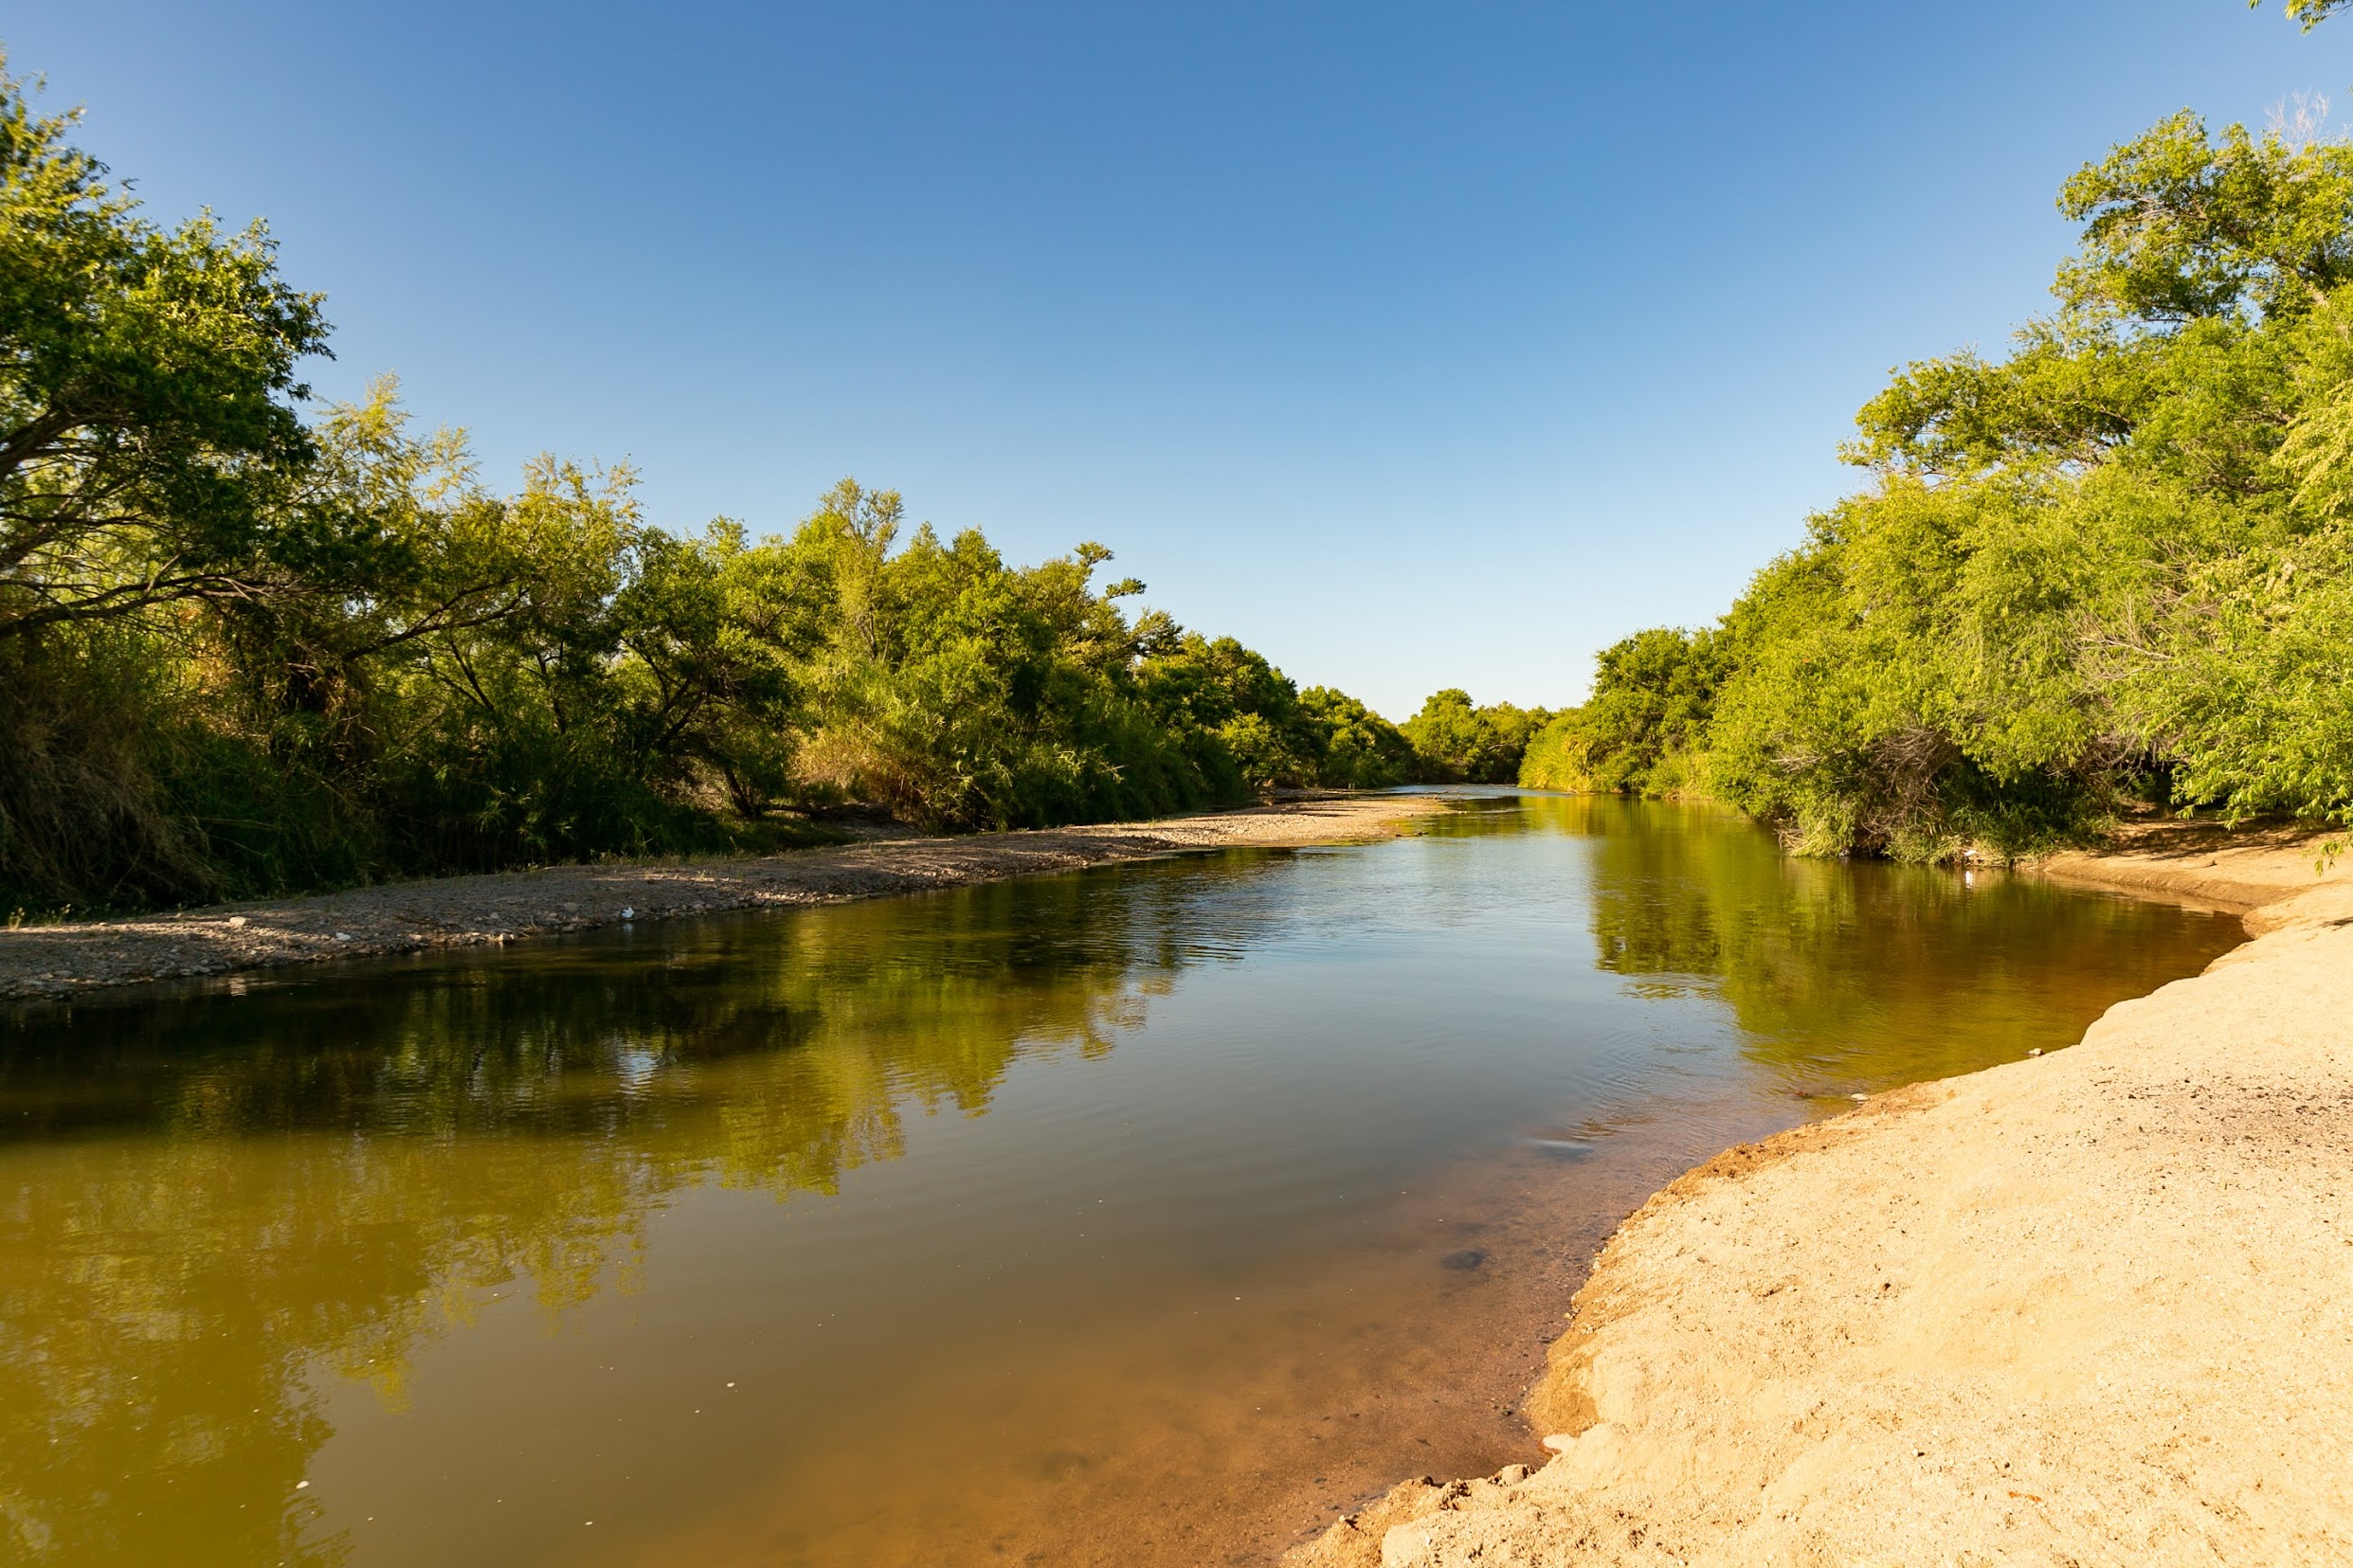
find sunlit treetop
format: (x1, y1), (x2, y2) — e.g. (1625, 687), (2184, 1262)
(0, 54), (331, 639)
(2259, 0), (2352, 28)
(2056, 110), (2353, 327)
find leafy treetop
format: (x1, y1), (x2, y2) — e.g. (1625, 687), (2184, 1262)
(0, 56), (330, 640)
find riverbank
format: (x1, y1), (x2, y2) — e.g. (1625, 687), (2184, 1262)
(1298, 822), (2353, 1567)
(2032, 815), (2345, 915)
(0, 794), (1445, 1004)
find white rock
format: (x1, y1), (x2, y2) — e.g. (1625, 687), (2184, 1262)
(1381, 1526), (1434, 1568)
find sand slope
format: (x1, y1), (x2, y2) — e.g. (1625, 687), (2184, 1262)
(2035, 816), (2347, 916)
(1301, 835), (2353, 1568)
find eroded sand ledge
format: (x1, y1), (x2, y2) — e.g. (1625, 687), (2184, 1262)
(0, 794), (1444, 1002)
(1300, 823), (2353, 1568)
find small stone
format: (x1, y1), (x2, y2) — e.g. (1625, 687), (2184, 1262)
(2028, 1048), (2043, 1057)
(333, 932), (353, 943)
(1850, 1092), (1868, 1102)
(1541, 1433), (1575, 1452)
(226, 916), (246, 928)
(1496, 1464), (1529, 1484)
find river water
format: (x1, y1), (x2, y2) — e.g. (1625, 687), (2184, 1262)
(0, 796), (2242, 1567)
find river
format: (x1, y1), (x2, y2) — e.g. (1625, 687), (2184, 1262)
(0, 795), (2242, 1566)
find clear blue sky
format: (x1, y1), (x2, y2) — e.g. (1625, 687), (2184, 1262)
(7, 1), (2343, 714)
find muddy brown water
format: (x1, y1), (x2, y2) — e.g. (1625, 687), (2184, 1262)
(0, 796), (2242, 1567)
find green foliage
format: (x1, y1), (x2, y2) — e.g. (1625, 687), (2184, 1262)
(2054, 109), (2353, 326)
(0, 57), (330, 640)
(1297, 685), (1417, 787)
(0, 71), (1396, 911)
(1520, 628), (1723, 796)
(1539, 101), (2353, 861)
(1398, 690), (1550, 784)
(2255, 0), (2352, 29)
(775, 480), (1240, 831)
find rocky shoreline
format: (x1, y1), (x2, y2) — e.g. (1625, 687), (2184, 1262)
(0, 795), (1445, 1005)
(1296, 820), (2353, 1567)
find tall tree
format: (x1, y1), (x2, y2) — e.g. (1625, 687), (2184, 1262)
(0, 59), (329, 640)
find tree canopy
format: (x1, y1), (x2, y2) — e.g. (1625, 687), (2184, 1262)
(0, 63), (329, 640)
(1527, 102), (2353, 859)
(0, 63), (1437, 913)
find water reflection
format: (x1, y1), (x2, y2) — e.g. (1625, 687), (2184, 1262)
(1545, 796), (2220, 1089)
(0, 802), (2241, 1567)
(0, 864), (1271, 1568)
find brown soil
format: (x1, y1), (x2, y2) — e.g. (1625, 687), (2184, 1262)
(0, 794), (1445, 1004)
(1295, 822), (2353, 1568)
(2034, 814), (2347, 915)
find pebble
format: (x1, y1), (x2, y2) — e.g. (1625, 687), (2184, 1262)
(1541, 1433), (1575, 1453)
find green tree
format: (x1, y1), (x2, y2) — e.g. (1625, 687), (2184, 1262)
(2054, 109), (2353, 326)
(1520, 627), (1724, 796)
(0, 50), (1414, 912)
(0, 61), (329, 639)
(1402, 689), (1549, 784)
(1536, 100), (2353, 859)
(1296, 686), (1415, 787)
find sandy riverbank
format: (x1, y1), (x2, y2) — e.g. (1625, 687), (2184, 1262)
(2033, 815), (2346, 916)
(1298, 820), (2353, 1567)
(0, 794), (1445, 1004)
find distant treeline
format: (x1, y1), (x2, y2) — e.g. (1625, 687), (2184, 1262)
(0, 63), (1557, 915)
(1523, 104), (2353, 860)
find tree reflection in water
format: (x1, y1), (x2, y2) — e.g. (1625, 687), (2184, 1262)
(1535, 794), (2229, 1088)
(0, 861), (1266, 1568)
